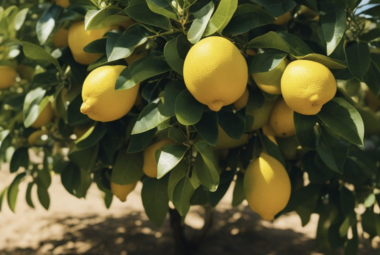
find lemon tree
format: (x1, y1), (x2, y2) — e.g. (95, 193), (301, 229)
(0, 0), (380, 254)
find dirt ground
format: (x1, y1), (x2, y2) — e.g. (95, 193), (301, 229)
(0, 163), (378, 255)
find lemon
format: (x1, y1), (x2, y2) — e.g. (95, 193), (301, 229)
(73, 124), (91, 140)
(143, 139), (174, 178)
(214, 126), (250, 150)
(52, 27), (69, 48)
(366, 89), (380, 112)
(233, 88), (249, 110)
(80, 65), (139, 122)
(243, 152), (291, 221)
(183, 36), (248, 111)
(28, 130), (48, 145)
(111, 182), (137, 202)
(357, 106), (380, 136)
(269, 97), (295, 137)
(251, 58), (288, 95)
(281, 60), (337, 115)
(277, 136), (299, 160)
(246, 99), (276, 131)
(262, 124), (277, 145)
(31, 101), (54, 128)
(273, 12), (292, 25)
(17, 64), (34, 82)
(55, 0), (70, 8)
(0, 66), (16, 89)
(300, 5), (319, 20)
(68, 21), (113, 65)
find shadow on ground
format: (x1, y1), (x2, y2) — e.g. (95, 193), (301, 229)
(1, 205), (377, 255)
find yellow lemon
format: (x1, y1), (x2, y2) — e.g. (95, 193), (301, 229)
(55, 0), (70, 8)
(31, 101), (54, 128)
(246, 99), (276, 131)
(80, 65), (139, 122)
(273, 12), (292, 25)
(214, 126), (250, 150)
(111, 182), (137, 202)
(243, 152), (291, 221)
(0, 66), (16, 89)
(143, 139), (174, 178)
(269, 97), (296, 138)
(281, 60), (337, 115)
(366, 89), (380, 112)
(52, 27), (69, 48)
(183, 36), (248, 111)
(251, 58), (288, 95)
(233, 87), (249, 110)
(68, 21), (113, 65)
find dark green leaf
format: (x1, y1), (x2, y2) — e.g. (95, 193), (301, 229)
(0, 187), (7, 211)
(344, 224), (358, 255)
(260, 134), (286, 167)
(37, 184), (50, 210)
(132, 103), (170, 134)
(7, 172), (26, 212)
(218, 111), (245, 140)
(76, 122), (107, 149)
(317, 97), (364, 145)
(282, 184), (322, 213)
(37, 4), (62, 45)
(209, 170), (233, 207)
(146, 0), (177, 20)
(168, 160), (188, 202)
(249, 49), (287, 73)
(116, 56), (170, 90)
(360, 28), (380, 42)
(251, 0), (296, 16)
(295, 53), (346, 69)
(157, 144), (188, 179)
(67, 94), (93, 127)
(294, 113), (316, 148)
(61, 163), (92, 198)
(10, 147), (29, 173)
(194, 112), (218, 146)
(68, 144), (99, 172)
(84, 37), (107, 53)
(128, 128), (156, 153)
(204, 0), (237, 36)
(164, 35), (191, 75)
(141, 176), (169, 227)
(340, 186), (355, 216)
(111, 151), (144, 184)
(163, 81), (186, 117)
(85, 6), (128, 30)
(25, 182), (34, 208)
(175, 90), (204, 125)
(187, 1), (214, 44)
(173, 176), (195, 216)
(194, 141), (219, 191)
(22, 42), (60, 71)
(346, 42), (371, 82)
(232, 173), (245, 206)
(168, 127), (188, 143)
(23, 87), (46, 128)
(364, 63), (380, 96)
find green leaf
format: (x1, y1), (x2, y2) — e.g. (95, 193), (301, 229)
(22, 42), (60, 71)
(209, 170), (233, 207)
(359, 4), (380, 17)
(187, 1), (214, 44)
(282, 184), (322, 213)
(260, 133), (286, 167)
(168, 127), (188, 143)
(25, 182), (34, 208)
(364, 193), (376, 208)
(320, 1), (346, 55)
(317, 98), (364, 145)
(204, 0), (238, 36)
(218, 111), (245, 140)
(67, 94), (92, 127)
(249, 49), (287, 73)
(194, 141), (220, 191)
(302, 151), (333, 184)
(295, 0), (317, 11)
(116, 56), (170, 90)
(10, 147), (29, 173)
(251, 0), (296, 17)
(232, 173), (245, 206)
(224, 4), (274, 35)
(168, 160), (187, 202)
(85, 6), (128, 30)
(37, 184), (50, 210)
(61, 163), (92, 198)
(364, 62), (380, 96)
(23, 87), (46, 128)
(111, 151), (144, 184)
(175, 90), (204, 125)
(108, 24), (150, 61)
(0, 187), (7, 211)
(194, 112), (218, 146)
(164, 35), (191, 75)
(146, 0), (177, 20)
(84, 37), (107, 53)
(76, 122), (107, 149)
(247, 31), (313, 57)
(295, 53), (346, 69)
(7, 172), (26, 212)
(127, 128), (156, 153)
(163, 81), (186, 117)
(340, 186), (355, 216)
(346, 42), (371, 82)
(173, 176), (195, 216)
(68, 144), (99, 172)
(14, 8), (29, 31)
(132, 103), (171, 134)
(157, 144), (188, 179)
(294, 113), (316, 148)
(36, 4), (62, 45)
(125, 0), (171, 30)
(359, 28), (380, 42)
(141, 176), (169, 227)
(344, 225), (358, 255)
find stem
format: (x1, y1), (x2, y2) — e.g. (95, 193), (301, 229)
(193, 205), (214, 247)
(169, 209), (193, 255)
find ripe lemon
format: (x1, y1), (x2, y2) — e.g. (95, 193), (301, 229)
(365, 89), (380, 112)
(244, 152), (291, 221)
(233, 88), (249, 110)
(183, 36), (248, 111)
(111, 182), (137, 202)
(55, 0), (70, 8)
(68, 21), (113, 65)
(31, 101), (54, 128)
(0, 66), (16, 89)
(269, 97), (295, 137)
(214, 126), (250, 150)
(246, 99), (276, 132)
(251, 58), (288, 95)
(52, 27), (69, 48)
(80, 65), (139, 122)
(273, 12), (292, 25)
(143, 139), (174, 178)
(281, 60), (337, 115)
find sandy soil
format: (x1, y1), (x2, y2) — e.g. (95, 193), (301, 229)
(0, 163), (377, 255)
